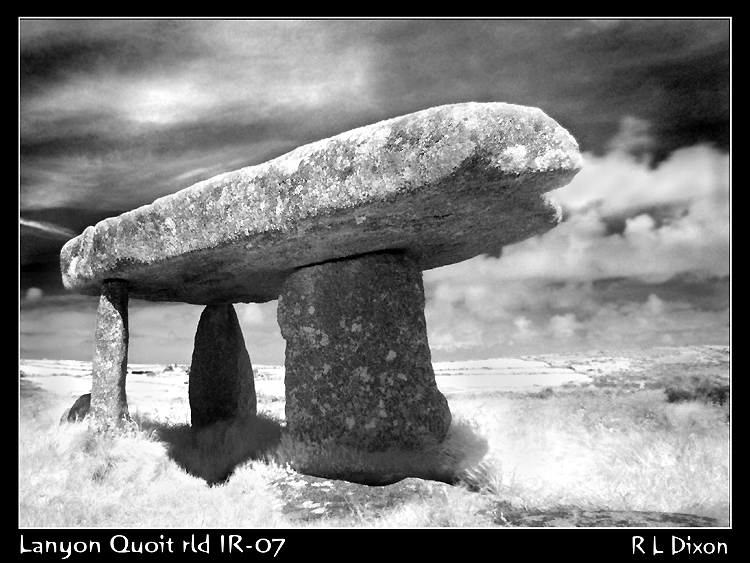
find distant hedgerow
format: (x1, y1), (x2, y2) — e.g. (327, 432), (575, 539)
(664, 375), (730, 406)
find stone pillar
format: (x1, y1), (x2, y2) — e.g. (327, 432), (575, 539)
(90, 279), (130, 430)
(189, 304), (257, 428)
(277, 251), (451, 451)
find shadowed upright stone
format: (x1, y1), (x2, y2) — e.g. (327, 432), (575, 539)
(278, 251), (451, 450)
(189, 304), (256, 427)
(90, 279), (129, 430)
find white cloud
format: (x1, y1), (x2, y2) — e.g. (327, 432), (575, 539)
(23, 287), (44, 301)
(19, 218), (78, 239)
(605, 115), (654, 155)
(554, 143), (729, 218)
(428, 141), (729, 286)
(236, 302), (275, 326)
(423, 130), (730, 358)
(513, 316), (538, 340)
(549, 313), (584, 339)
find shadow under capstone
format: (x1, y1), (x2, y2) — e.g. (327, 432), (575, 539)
(272, 417), (492, 488)
(132, 411), (489, 489)
(135, 413), (283, 486)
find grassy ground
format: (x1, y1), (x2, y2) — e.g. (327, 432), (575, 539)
(19, 365), (730, 528)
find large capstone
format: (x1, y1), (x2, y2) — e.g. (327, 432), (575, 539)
(277, 251), (451, 451)
(189, 304), (257, 427)
(60, 102), (582, 305)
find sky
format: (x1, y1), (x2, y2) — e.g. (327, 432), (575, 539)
(19, 18), (731, 365)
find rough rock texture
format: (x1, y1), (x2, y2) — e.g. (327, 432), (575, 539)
(60, 102), (582, 304)
(277, 251), (451, 450)
(189, 304), (257, 428)
(61, 393), (91, 423)
(271, 474), (459, 524)
(494, 505), (722, 528)
(269, 473), (723, 527)
(90, 280), (130, 429)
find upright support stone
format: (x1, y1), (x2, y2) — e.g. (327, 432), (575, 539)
(90, 279), (130, 430)
(189, 304), (257, 428)
(277, 251), (452, 451)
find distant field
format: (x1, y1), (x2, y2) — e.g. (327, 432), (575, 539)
(18, 345), (730, 527)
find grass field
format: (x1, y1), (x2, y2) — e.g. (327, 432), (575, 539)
(18, 350), (730, 528)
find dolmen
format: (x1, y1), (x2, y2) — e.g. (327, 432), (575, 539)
(60, 102), (582, 450)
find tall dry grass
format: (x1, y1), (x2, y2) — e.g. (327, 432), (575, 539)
(18, 389), (291, 528)
(448, 389), (730, 523)
(19, 382), (730, 527)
